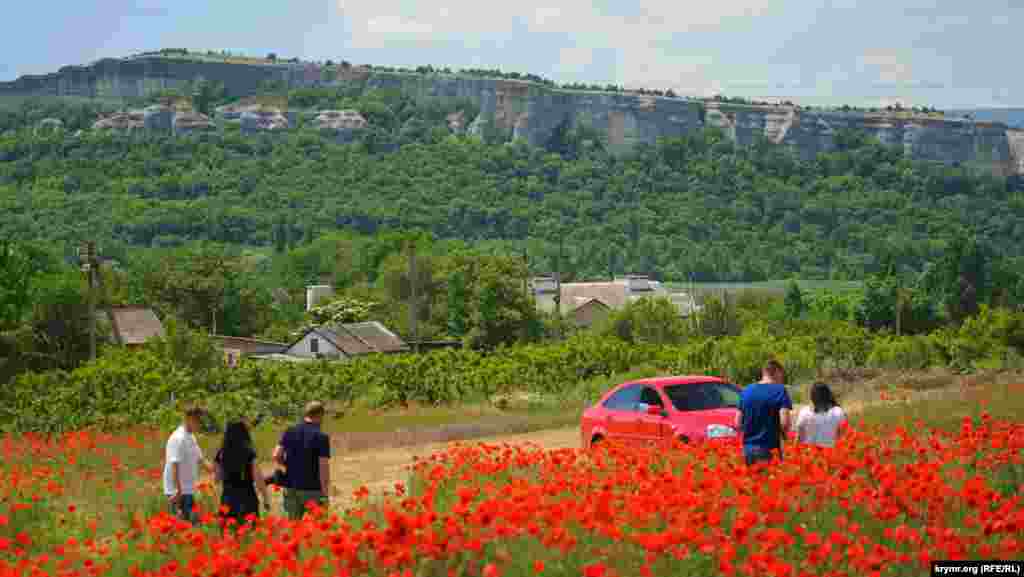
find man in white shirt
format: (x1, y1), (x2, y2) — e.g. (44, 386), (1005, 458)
(163, 406), (214, 522)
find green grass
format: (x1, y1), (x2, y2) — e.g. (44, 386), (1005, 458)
(666, 279), (862, 297)
(857, 375), (1024, 431)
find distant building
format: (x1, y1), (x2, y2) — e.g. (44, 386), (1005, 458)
(100, 306), (165, 348)
(532, 275), (700, 325)
(272, 321), (409, 361)
(210, 335), (289, 367)
(305, 284), (335, 311)
(565, 297), (612, 329)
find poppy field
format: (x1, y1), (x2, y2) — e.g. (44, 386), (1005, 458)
(1, 382), (1023, 577)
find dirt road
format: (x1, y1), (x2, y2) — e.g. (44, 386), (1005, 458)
(325, 426), (580, 508)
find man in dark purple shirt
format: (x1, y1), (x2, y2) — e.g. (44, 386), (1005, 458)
(273, 401), (331, 519)
(736, 360), (793, 465)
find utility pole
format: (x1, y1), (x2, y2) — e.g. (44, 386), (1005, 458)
(522, 248), (530, 342)
(408, 240), (419, 354)
(554, 235), (564, 340)
(79, 241), (97, 362)
(521, 247), (529, 300)
(895, 273), (903, 337)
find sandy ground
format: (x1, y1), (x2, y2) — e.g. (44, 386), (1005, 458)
(257, 426), (581, 512)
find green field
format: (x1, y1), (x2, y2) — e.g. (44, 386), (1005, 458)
(667, 279), (862, 299)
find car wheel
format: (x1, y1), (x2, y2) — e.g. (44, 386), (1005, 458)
(590, 435), (604, 448)
(676, 435), (690, 446)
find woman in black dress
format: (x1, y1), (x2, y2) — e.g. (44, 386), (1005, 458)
(214, 420), (270, 527)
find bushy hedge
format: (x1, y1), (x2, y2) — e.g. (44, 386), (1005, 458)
(4, 307), (1023, 433)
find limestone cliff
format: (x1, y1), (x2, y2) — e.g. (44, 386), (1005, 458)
(2, 54), (1020, 175)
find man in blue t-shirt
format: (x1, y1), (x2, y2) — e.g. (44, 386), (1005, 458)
(735, 360), (793, 465)
(273, 401), (332, 519)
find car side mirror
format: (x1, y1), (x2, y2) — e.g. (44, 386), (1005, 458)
(647, 405), (666, 417)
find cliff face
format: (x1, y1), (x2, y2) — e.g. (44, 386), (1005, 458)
(2, 56), (1020, 175)
(1, 57), (299, 99)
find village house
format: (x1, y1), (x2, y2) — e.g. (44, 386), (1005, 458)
(531, 275), (700, 328)
(99, 306), (165, 348)
(271, 321), (409, 362)
(209, 335), (289, 367)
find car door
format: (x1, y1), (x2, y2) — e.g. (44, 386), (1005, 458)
(635, 386), (669, 445)
(601, 384), (643, 444)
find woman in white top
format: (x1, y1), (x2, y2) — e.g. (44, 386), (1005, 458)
(795, 383), (847, 448)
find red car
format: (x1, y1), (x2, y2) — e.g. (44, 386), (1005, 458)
(580, 376), (742, 448)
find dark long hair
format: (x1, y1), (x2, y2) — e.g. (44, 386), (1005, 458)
(218, 420), (253, 477)
(810, 383), (839, 413)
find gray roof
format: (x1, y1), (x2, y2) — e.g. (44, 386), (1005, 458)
(341, 321), (408, 353)
(293, 321), (409, 356)
(535, 281), (699, 316)
(317, 326), (374, 356)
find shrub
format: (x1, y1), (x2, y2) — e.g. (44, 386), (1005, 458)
(6, 308), (1024, 432)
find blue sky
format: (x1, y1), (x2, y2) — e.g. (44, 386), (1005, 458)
(1, 0), (1019, 109)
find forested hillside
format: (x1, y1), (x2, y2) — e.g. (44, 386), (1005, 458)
(1, 95), (1023, 282)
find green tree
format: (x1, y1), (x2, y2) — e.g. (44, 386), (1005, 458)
(459, 255), (540, 349)
(28, 268), (98, 371)
(855, 274), (897, 331)
(784, 281), (805, 319)
(147, 317), (223, 374)
(307, 295), (377, 326)
(138, 243), (264, 335)
(604, 296), (689, 345)
(917, 235), (991, 323)
(0, 242), (36, 330)
(446, 269), (469, 338)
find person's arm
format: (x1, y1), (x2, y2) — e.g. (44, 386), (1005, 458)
(835, 408), (848, 440)
(213, 452), (223, 483)
(272, 432), (287, 466)
(779, 388), (794, 434)
(171, 462), (182, 500)
(319, 434), (331, 497)
(734, 391), (745, 430)
(197, 441), (215, 475)
(794, 407), (809, 443)
(252, 461), (271, 508)
(168, 437), (183, 500)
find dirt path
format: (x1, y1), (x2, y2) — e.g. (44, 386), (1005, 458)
(327, 427), (580, 508)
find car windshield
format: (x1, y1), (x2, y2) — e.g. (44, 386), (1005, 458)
(664, 382), (741, 412)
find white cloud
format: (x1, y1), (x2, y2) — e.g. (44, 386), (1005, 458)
(858, 48), (915, 84)
(334, 0), (776, 94)
(553, 46), (596, 78)
(364, 14), (435, 41)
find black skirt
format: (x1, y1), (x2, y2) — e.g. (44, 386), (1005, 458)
(220, 485), (259, 525)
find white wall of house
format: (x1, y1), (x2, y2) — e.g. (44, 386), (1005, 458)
(285, 330), (345, 359)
